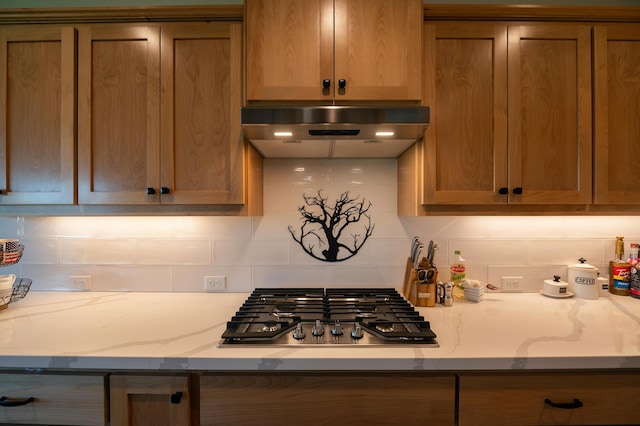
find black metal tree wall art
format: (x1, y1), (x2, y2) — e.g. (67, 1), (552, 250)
(288, 190), (374, 262)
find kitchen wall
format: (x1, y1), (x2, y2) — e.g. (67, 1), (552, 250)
(1, 158), (638, 294)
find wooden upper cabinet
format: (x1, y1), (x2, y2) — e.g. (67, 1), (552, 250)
(507, 25), (591, 205)
(594, 24), (640, 204)
(245, 0), (422, 102)
(423, 22), (508, 205)
(77, 25), (161, 205)
(421, 22), (591, 206)
(160, 23), (244, 205)
(0, 26), (76, 205)
(78, 23), (245, 206)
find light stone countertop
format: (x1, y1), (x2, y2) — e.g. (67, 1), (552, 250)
(0, 291), (639, 372)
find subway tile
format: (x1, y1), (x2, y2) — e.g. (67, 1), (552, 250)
(447, 239), (526, 265)
(214, 239), (290, 265)
(173, 216), (252, 240)
(252, 266), (332, 288)
(92, 266), (173, 292)
(527, 239), (604, 266)
(18, 238), (58, 264)
(58, 239), (134, 264)
(331, 266), (405, 288)
(134, 239), (211, 265)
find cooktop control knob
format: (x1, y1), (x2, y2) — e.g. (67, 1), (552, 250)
(312, 319), (325, 337)
(350, 323), (363, 339)
(292, 323), (306, 340)
(331, 320), (344, 336)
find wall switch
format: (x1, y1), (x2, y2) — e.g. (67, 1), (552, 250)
(70, 275), (92, 291)
(204, 275), (226, 292)
(501, 276), (523, 292)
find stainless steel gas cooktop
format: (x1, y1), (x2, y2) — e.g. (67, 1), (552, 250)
(218, 288), (438, 347)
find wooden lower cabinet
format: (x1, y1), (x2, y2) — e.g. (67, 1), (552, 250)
(458, 371), (640, 425)
(199, 372), (456, 425)
(110, 374), (192, 426)
(0, 373), (107, 425)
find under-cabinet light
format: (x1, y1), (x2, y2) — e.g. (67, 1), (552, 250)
(375, 131), (394, 137)
(274, 131), (293, 137)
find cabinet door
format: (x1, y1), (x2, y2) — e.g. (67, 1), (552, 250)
(334, 0), (422, 101)
(0, 373), (107, 426)
(160, 23), (244, 205)
(507, 25), (592, 204)
(200, 373), (455, 425)
(459, 372), (640, 425)
(0, 26), (76, 205)
(246, 0), (422, 102)
(110, 375), (190, 426)
(422, 22), (508, 204)
(77, 25), (161, 204)
(245, 0), (334, 101)
(594, 24), (640, 204)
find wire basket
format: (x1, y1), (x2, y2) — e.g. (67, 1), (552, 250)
(0, 278), (32, 311)
(0, 245), (24, 266)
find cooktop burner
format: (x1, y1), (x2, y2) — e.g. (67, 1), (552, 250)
(218, 288), (438, 347)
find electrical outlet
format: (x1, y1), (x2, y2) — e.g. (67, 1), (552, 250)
(501, 276), (523, 292)
(70, 275), (92, 291)
(204, 275), (226, 292)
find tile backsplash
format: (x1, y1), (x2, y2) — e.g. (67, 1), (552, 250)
(1, 158), (638, 293)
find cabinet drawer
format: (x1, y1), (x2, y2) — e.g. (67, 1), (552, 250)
(459, 372), (640, 425)
(201, 373), (456, 425)
(0, 373), (107, 425)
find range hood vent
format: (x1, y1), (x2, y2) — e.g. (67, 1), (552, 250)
(242, 106), (430, 158)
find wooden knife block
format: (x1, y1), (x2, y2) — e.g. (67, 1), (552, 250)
(402, 257), (437, 307)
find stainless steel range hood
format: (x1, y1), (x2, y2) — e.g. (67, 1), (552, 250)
(241, 106), (430, 158)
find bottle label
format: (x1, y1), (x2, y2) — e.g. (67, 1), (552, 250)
(612, 265), (630, 290)
(450, 265), (466, 283)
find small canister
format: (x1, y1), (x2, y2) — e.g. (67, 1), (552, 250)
(568, 258), (599, 300)
(543, 275), (570, 297)
(597, 274), (609, 297)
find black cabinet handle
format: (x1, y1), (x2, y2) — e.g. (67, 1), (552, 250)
(338, 79), (346, 89)
(513, 187), (523, 195)
(322, 79), (331, 89)
(160, 187), (170, 194)
(170, 391), (182, 404)
(544, 398), (583, 409)
(498, 187), (508, 195)
(0, 396), (36, 407)
(146, 188), (156, 195)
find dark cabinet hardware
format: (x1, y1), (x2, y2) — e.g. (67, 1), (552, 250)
(513, 187), (523, 195)
(498, 187), (508, 195)
(322, 79), (331, 89)
(338, 79), (346, 89)
(0, 396), (36, 407)
(170, 391), (182, 404)
(146, 188), (156, 195)
(544, 398), (583, 409)
(160, 187), (170, 194)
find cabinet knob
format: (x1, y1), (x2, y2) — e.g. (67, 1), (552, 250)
(498, 187), (508, 195)
(338, 79), (346, 89)
(0, 396), (36, 407)
(170, 391), (182, 404)
(160, 187), (170, 195)
(322, 79), (331, 89)
(512, 187), (523, 195)
(544, 398), (583, 410)
(146, 188), (156, 195)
